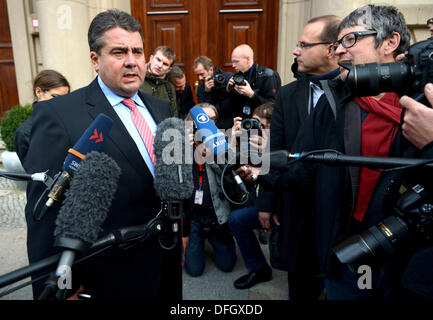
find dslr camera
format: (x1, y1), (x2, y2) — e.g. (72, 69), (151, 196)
(233, 72), (246, 86)
(241, 118), (263, 137)
(210, 74), (226, 88)
(341, 38), (433, 101)
(333, 184), (433, 265)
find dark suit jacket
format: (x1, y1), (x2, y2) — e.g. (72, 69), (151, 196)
(23, 78), (180, 300)
(256, 76), (318, 300)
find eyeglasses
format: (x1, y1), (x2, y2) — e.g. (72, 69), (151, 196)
(295, 41), (331, 50)
(333, 30), (377, 51)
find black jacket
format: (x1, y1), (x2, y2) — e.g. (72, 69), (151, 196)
(228, 63), (281, 118)
(177, 82), (196, 119)
(197, 68), (233, 129)
(259, 78), (433, 283)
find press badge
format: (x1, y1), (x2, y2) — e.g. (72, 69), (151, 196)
(194, 190), (204, 205)
(243, 106), (251, 116)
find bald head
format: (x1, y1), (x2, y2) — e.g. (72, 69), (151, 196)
(231, 44), (254, 73)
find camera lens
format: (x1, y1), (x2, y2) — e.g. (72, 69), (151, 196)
(346, 62), (413, 96)
(233, 73), (245, 86)
(333, 215), (410, 264)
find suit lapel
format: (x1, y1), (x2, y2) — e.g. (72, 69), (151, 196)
(84, 78), (152, 181)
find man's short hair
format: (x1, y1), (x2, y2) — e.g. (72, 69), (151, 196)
(308, 15), (342, 43)
(168, 66), (185, 82)
(153, 46), (176, 65)
(253, 102), (274, 123)
(193, 56), (214, 71)
(88, 9), (144, 55)
(338, 5), (410, 56)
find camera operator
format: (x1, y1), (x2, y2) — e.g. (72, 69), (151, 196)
(228, 102), (278, 289)
(182, 103), (237, 277)
(193, 56), (233, 129)
(226, 44), (281, 119)
(241, 5), (430, 300)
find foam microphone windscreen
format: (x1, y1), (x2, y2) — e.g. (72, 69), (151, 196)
(54, 151), (121, 246)
(153, 117), (194, 201)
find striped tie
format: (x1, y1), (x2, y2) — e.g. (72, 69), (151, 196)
(122, 99), (156, 164)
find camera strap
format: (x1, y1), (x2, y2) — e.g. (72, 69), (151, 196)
(320, 80), (337, 120)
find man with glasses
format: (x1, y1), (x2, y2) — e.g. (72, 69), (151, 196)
(226, 44), (281, 120)
(242, 5), (431, 300)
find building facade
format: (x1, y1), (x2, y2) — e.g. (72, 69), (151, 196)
(3, 0), (433, 111)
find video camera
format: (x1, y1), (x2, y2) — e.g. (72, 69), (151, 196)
(341, 37), (433, 101)
(334, 184), (433, 265)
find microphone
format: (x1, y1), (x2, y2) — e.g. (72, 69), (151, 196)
(35, 114), (114, 221)
(40, 151), (121, 300)
(189, 106), (249, 201)
(153, 117), (194, 243)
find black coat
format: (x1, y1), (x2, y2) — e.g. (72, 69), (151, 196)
(23, 78), (181, 300)
(14, 103), (36, 163)
(256, 75), (318, 299)
(259, 78), (433, 292)
(228, 63), (281, 118)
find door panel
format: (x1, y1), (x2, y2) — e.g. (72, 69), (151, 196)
(0, 0), (19, 120)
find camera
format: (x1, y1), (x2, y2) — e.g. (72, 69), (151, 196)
(341, 38), (433, 100)
(233, 73), (246, 86)
(210, 74), (226, 88)
(241, 118), (262, 136)
(333, 184), (433, 265)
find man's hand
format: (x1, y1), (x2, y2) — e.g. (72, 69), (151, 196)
(234, 80), (255, 98)
(401, 83), (433, 149)
(204, 77), (215, 93)
(226, 77), (235, 92)
(236, 165), (261, 183)
(258, 211), (280, 232)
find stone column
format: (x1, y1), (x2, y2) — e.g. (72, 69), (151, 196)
(277, 0), (312, 85)
(35, 0), (93, 90)
(6, 0), (34, 105)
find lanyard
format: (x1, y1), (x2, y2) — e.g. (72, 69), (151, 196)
(195, 148), (205, 190)
(248, 64), (255, 84)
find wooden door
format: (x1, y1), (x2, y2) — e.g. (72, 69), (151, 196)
(131, 0), (279, 95)
(207, 1), (279, 74)
(0, 0), (19, 121)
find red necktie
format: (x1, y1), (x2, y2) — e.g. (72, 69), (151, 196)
(122, 99), (156, 164)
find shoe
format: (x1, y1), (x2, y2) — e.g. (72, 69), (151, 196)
(233, 264), (272, 289)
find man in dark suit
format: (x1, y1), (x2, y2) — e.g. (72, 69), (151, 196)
(22, 9), (180, 300)
(255, 15), (341, 300)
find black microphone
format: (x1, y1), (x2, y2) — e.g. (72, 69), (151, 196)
(153, 117), (194, 238)
(34, 114), (114, 221)
(40, 151), (120, 299)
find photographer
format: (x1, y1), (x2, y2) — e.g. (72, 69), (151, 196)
(227, 44), (281, 119)
(182, 103), (237, 277)
(194, 56), (233, 129)
(228, 102), (278, 289)
(241, 5), (430, 300)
